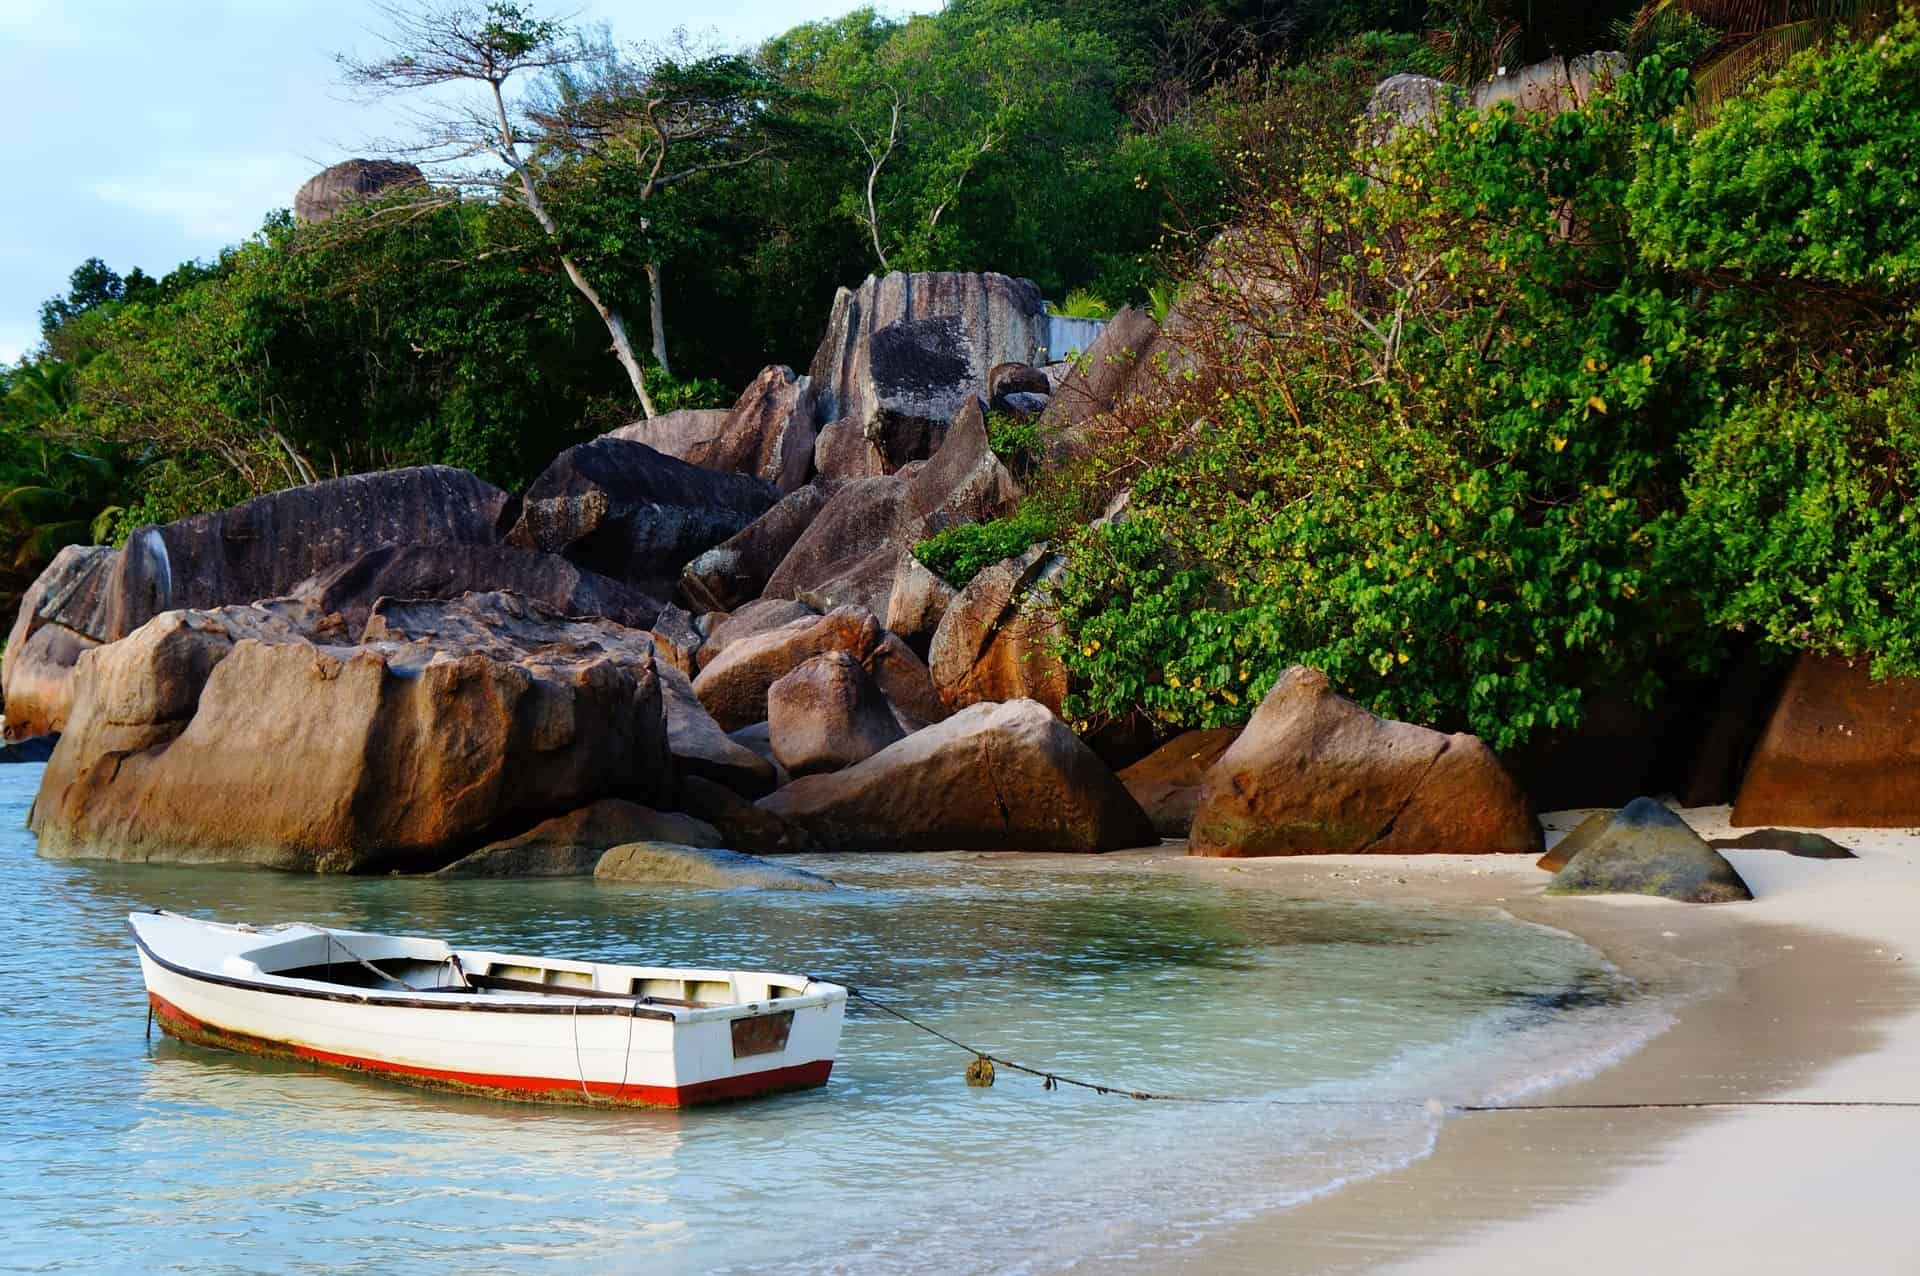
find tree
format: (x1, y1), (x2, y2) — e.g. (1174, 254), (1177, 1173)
(338, 1), (667, 417)
(530, 40), (792, 377)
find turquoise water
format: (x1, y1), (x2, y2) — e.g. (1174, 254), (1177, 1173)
(0, 763), (1658, 1273)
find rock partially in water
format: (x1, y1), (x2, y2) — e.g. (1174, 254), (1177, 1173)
(594, 841), (834, 892)
(437, 799), (722, 877)
(1118, 727), (1240, 838)
(2, 544), (115, 739)
(1190, 666), (1540, 856)
(758, 698), (1154, 852)
(31, 592), (672, 873)
(1548, 798), (1752, 903)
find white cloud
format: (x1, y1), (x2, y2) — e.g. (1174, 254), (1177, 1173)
(92, 154), (315, 243)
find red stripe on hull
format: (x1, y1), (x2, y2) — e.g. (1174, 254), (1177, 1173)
(148, 992), (833, 1108)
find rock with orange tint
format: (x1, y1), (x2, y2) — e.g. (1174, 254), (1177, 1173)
(1189, 666), (1540, 856)
(758, 698), (1153, 852)
(30, 592), (671, 873)
(1118, 728), (1240, 838)
(926, 545), (1066, 715)
(1732, 654), (1920, 827)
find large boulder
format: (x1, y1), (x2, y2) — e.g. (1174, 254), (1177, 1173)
(883, 552), (956, 650)
(30, 592), (673, 872)
(759, 698), (1154, 852)
(2, 544), (116, 739)
(595, 842), (834, 892)
(1548, 798), (1752, 903)
(812, 418), (891, 481)
(363, 588), (768, 798)
(1732, 655), (1920, 827)
(696, 598), (818, 671)
(507, 438), (778, 592)
(768, 652), (905, 777)
(810, 271), (1047, 468)
(691, 605), (880, 732)
(678, 483), (838, 614)
(436, 799), (723, 877)
(1117, 728), (1240, 838)
(674, 774), (819, 854)
(702, 365), (819, 494)
(1365, 73), (1468, 134)
(1189, 666), (1541, 856)
(293, 158), (425, 224)
(762, 397), (1019, 619)
(927, 545), (1066, 715)
(656, 660), (778, 798)
(1471, 52), (1626, 117)
(109, 466), (511, 643)
(1038, 306), (1159, 438)
(292, 543), (662, 640)
(605, 408), (730, 462)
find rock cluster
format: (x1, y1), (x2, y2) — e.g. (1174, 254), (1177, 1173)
(12, 266), (1582, 875)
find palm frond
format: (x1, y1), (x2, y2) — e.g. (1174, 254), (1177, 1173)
(13, 521), (90, 570)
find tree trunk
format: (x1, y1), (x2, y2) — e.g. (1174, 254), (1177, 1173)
(646, 261), (670, 378)
(491, 81), (658, 417)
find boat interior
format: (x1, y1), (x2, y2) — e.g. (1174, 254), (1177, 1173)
(241, 928), (812, 1007)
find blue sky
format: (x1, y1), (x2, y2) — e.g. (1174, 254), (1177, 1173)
(0, 0), (940, 364)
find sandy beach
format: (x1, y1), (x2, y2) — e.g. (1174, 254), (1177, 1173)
(1105, 807), (1920, 1273)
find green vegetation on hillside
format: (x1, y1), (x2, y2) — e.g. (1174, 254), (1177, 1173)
(1046, 18), (1920, 747)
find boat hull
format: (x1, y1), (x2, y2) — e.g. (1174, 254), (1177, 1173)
(146, 991), (834, 1106)
(132, 914), (845, 1109)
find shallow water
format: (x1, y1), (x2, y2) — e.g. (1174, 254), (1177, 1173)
(0, 764), (1665, 1273)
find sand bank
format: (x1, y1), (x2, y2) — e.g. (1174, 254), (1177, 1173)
(1123, 807), (1920, 1273)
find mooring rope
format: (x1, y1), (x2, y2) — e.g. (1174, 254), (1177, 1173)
(845, 987), (1920, 1113)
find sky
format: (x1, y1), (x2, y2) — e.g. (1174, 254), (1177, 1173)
(0, 0), (941, 365)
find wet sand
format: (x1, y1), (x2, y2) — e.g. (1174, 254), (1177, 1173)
(990, 807), (1920, 1272)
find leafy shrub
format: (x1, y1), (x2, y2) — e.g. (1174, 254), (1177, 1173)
(1057, 289), (1114, 320)
(914, 505), (1054, 589)
(1630, 17), (1920, 288)
(986, 413), (1043, 473)
(1686, 356), (1920, 678)
(1058, 56), (1719, 749)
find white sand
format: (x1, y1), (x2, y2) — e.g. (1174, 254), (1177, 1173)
(1137, 808), (1920, 1274)
(1376, 808), (1920, 1274)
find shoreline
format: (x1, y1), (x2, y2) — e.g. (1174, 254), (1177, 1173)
(1163, 809), (1920, 1273)
(977, 808), (1920, 1273)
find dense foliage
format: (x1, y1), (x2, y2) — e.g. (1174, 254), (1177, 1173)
(9, 0), (1915, 758)
(1051, 19), (1920, 747)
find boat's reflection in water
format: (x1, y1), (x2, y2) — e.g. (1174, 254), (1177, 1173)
(133, 1037), (696, 1264)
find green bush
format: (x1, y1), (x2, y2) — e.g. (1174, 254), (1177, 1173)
(914, 505), (1054, 589)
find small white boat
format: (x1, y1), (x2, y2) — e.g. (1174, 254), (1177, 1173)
(130, 910), (847, 1107)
